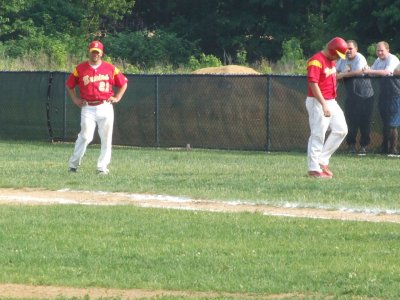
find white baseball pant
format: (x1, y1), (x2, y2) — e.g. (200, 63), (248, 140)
(306, 97), (348, 172)
(68, 102), (114, 172)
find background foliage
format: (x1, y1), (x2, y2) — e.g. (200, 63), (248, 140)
(1, 0), (400, 73)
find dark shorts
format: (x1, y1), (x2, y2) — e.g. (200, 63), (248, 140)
(389, 96), (400, 127)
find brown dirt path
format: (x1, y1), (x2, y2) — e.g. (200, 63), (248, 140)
(0, 283), (312, 299)
(1, 188), (399, 223)
(0, 187), (397, 299)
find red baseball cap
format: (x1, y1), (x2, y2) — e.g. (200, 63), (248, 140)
(88, 41), (103, 54)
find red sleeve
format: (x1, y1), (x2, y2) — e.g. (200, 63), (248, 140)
(66, 68), (79, 89)
(113, 67), (128, 88)
(307, 59), (322, 83)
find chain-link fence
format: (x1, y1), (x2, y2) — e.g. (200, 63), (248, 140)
(0, 71), (394, 152)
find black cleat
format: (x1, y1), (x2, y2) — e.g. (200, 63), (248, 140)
(96, 169), (109, 175)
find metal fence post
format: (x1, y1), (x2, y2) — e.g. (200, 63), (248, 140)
(46, 72), (54, 142)
(63, 73), (68, 141)
(265, 75), (271, 152)
(155, 75), (160, 147)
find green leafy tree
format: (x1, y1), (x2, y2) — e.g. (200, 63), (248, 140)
(104, 30), (198, 69)
(277, 37), (306, 74)
(0, 0), (37, 41)
(131, 0), (334, 62)
(80, 0), (136, 36)
(6, 0), (400, 72)
(188, 53), (222, 70)
(1, 0), (136, 42)
(369, 0), (400, 51)
(366, 43), (377, 65)
(326, 0), (400, 55)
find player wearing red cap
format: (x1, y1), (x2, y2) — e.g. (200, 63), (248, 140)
(66, 41), (128, 175)
(306, 37), (348, 178)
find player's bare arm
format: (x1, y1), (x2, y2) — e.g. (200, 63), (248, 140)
(67, 88), (85, 107)
(308, 82), (331, 117)
(108, 83), (128, 104)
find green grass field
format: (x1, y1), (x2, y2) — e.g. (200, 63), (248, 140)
(1, 140), (400, 299)
(1, 140), (400, 212)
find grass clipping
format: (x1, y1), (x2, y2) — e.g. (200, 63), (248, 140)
(192, 65), (260, 75)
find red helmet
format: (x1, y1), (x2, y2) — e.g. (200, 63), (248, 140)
(327, 37), (347, 59)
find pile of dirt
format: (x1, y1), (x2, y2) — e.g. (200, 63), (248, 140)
(192, 65), (260, 75)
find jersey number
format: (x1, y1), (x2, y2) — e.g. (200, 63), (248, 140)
(99, 81), (110, 92)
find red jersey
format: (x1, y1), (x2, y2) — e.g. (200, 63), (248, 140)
(66, 61), (128, 101)
(307, 51), (337, 99)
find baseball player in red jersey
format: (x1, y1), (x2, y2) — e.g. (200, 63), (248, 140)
(66, 41), (128, 175)
(306, 37), (348, 178)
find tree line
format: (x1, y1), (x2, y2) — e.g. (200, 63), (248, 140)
(1, 0), (400, 73)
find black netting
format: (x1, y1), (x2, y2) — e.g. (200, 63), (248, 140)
(0, 72), (49, 140)
(156, 75), (268, 150)
(0, 71), (396, 152)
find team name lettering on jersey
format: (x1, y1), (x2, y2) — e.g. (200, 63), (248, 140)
(82, 74), (110, 86)
(324, 67), (336, 77)
(308, 60), (336, 78)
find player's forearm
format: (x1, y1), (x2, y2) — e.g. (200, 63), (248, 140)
(112, 83), (128, 102)
(67, 88), (85, 107)
(67, 88), (79, 102)
(309, 83), (326, 105)
(309, 82), (331, 117)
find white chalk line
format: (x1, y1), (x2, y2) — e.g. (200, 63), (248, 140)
(1, 189), (400, 223)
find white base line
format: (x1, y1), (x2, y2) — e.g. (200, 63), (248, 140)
(0, 189), (399, 223)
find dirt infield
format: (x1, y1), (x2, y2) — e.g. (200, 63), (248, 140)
(0, 283), (314, 299)
(1, 187), (399, 299)
(1, 188), (400, 223)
